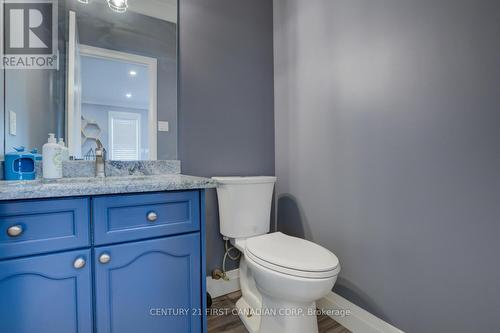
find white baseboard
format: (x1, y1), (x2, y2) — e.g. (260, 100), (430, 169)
(207, 268), (404, 333)
(206, 269), (241, 299)
(317, 292), (404, 333)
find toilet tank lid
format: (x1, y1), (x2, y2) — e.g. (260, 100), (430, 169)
(212, 176), (277, 184)
(245, 232), (339, 273)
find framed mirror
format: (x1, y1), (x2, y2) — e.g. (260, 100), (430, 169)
(2, 0), (178, 161)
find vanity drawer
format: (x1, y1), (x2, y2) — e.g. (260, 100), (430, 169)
(93, 191), (200, 245)
(0, 198), (90, 260)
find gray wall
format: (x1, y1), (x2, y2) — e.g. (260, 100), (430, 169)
(274, 0), (500, 332)
(178, 0), (275, 275)
(5, 71), (62, 152)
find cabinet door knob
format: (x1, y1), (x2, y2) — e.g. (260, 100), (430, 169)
(7, 225), (23, 237)
(73, 257), (86, 269)
(99, 253), (111, 264)
(147, 211), (158, 222)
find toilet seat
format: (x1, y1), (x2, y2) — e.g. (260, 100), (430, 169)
(244, 232), (340, 279)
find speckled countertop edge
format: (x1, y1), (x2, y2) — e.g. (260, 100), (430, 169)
(0, 174), (217, 201)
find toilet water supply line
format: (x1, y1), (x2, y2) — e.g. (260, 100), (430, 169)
(222, 239), (241, 280)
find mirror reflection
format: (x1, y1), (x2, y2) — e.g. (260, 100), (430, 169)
(2, 0), (178, 161)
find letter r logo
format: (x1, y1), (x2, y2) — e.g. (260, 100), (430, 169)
(9, 8), (48, 48)
(3, 2), (53, 55)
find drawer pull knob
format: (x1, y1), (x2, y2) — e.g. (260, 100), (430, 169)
(7, 225), (23, 237)
(99, 253), (111, 264)
(73, 257), (86, 269)
(147, 211), (158, 222)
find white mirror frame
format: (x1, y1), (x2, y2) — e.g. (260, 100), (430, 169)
(67, 44), (158, 160)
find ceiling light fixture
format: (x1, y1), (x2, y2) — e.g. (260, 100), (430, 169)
(107, 0), (128, 13)
(126, 93), (132, 98)
(129, 70), (137, 77)
(76, 0), (127, 14)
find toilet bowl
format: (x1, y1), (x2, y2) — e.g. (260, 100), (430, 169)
(231, 232), (339, 333)
(213, 177), (340, 333)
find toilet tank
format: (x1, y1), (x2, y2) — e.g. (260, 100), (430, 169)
(213, 176), (276, 238)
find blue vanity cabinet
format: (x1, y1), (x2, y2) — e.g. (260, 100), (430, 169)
(94, 233), (201, 333)
(0, 189), (207, 333)
(0, 249), (93, 333)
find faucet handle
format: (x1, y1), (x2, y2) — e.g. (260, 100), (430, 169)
(96, 139), (103, 150)
(95, 138), (107, 178)
(95, 139), (106, 158)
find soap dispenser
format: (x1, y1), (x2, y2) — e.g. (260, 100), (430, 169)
(42, 133), (62, 179)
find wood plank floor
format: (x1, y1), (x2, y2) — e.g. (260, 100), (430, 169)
(207, 291), (351, 333)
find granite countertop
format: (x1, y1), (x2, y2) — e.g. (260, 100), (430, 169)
(0, 174), (217, 201)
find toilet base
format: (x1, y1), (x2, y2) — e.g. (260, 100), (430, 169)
(236, 297), (260, 333)
(236, 294), (320, 333)
(259, 295), (319, 333)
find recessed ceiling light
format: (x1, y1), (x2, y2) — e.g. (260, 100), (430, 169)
(129, 70), (137, 77)
(78, 0), (89, 4)
(126, 93), (132, 98)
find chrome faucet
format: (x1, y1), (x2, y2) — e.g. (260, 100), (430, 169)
(95, 139), (106, 178)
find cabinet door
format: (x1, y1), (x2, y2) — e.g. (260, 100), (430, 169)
(95, 233), (201, 333)
(0, 249), (93, 333)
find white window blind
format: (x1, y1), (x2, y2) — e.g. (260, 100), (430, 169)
(108, 111), (141, 160)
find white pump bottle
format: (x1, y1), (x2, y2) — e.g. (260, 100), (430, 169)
(42, 133), (63, 179)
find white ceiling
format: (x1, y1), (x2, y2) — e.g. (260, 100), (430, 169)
(81, 56), (150, 109)
(128, 0), (177, 23)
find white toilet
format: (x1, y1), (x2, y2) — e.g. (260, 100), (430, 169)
(213, 176), (340, 333)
